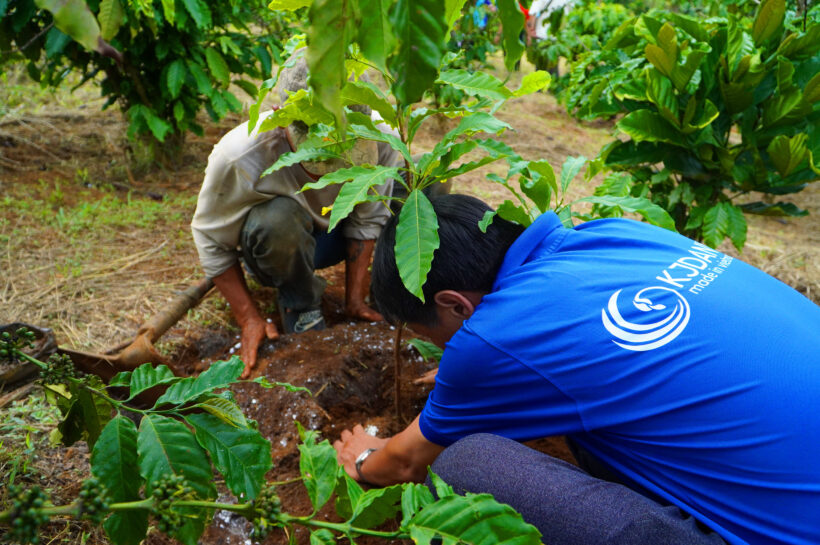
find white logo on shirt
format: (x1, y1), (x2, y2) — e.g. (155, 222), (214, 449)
(601, 287), (691, 351)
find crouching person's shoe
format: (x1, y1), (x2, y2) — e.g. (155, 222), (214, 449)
(282, 308), (326, 334)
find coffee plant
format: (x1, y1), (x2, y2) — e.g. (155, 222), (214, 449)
(0, 328), (542, 545)
(565, 0), (820, 249)
(257, 1), (673, 302)
(0, 0), (289, 147)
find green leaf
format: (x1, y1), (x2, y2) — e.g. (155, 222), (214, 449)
(496, 200), (532, 227)
(350, 485), (404, 528)
(617, 110), (681, 145)
(154, 357), (244, 407)
(186, 413), (272, 500)
(347, 119), (413, 163)
(496, 0), (525, 72)
(187, 61), (212, 95)
(191, 396), (249, 428)
(57, 376), (113, 449)
(263, 146), (342, 177)
(407, 338), (443, 362)
(523, 160), (558, 212)
(160, 0), (174, 25)
(560, 156), (587, 194)
(310, 529), (336, 545)
(644, 23), (677, 79)
(702, 202), (746, 250)
(395, 190), (440, 302)
(513, 71), (551, 97)
(205, 48), (231, 87)
(408, 493), (542, 544)
(803, 72), (820, 104)
(445, 0), (468, 32)
(646, 69), (679, 127)
(180, 0), (211, 29)
(165, 60), (187, 100)
(740, 201), (808, 217)
(341, 80), (397, 126)
(35, 0), (101, 52)
(137, 414), (216, 545)
(109, 371), (131, 388)
(298, 424), (339, 512)
(234, 80), (258, 100)
(92, 416), (149, 545)
(357, 0), (395, 71)
(269, 0), (311, 10)
(253, 376), (312, 394)
(767, 133), (809, 178)
(437, 69), (512, 102)
(326, 166), (401, 230)
(97, 0), (123, 40)
(126, 363), (180, 401)
(307, 0), (357, 125)
(401, 483), (435, 527)
(752, 0), (785, 46)
(334, 471), (365, 519)
(389, 0), (448, 107)
(576, 195), (676, 231)
(478, 210), (497, 233)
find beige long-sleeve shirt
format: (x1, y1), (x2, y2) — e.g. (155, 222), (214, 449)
(191, 111), (401, 279)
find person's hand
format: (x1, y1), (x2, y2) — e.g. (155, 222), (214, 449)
(413, 368), (438, 385)
(237, 315), (279, 379)
(333, 424), (389, 481)
(345, 301), (383, 322)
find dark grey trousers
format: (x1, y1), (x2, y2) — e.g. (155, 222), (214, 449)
(240, 197), (345, 311)
(428, 434), (727, 545)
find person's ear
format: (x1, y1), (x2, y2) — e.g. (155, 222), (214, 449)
(433, 290), (477, 321)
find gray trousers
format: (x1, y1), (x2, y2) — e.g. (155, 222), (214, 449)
(428, 434), (727, 545)
(240, 197), (345, 311)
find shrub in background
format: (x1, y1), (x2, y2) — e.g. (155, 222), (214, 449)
(568, 0), (820, 249)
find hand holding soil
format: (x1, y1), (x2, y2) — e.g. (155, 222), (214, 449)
(238, 315), (279, 379)
(333, 424), (390, 482)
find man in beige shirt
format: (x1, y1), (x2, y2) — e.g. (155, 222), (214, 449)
(191, 56), (401, 378)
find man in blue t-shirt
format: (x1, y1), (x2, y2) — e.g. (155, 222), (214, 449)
(333, 195), (820, 545)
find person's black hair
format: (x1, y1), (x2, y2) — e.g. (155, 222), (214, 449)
(372, 194), (525, 326)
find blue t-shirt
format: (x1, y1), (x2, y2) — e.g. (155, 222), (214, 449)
(419, 212), (820, 545)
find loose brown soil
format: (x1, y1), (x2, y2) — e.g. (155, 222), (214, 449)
(1, 60), (816, 545)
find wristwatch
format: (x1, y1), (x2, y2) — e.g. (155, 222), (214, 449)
(354, 448), (379, 483)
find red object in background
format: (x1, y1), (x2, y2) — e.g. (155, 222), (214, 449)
(518, 1), (530, 18)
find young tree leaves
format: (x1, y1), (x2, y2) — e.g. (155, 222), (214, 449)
(165, 60), (187, 100)
(702, 202), (747, 250)
(496, 0), (525, 72)
(91, 416), (148, 545)
(407, 493), (542, 545)
(137, 415), (216, 545)
(35, 0), (101, 52)
(298, 425), (339, 512)
(154, 357), (244, 407)
(576, 195), (676, 231)
(437, 69), (512, 102)
(357, 0), (395, 72)
(186, 413), (272, 500)
(327, 166), (400, 230)
(97, 0), (124, 40)
(125, 364), (180, 401)
(307, 0), (358, 125)
(205, 48), (231, 87)
(752, 0), (785, 46)
(395, 190), (440, 301)
(389, 0), (447, 107)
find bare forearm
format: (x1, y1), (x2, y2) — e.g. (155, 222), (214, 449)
(345, 238), (375, 307)
(212, 262), (260, 325)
